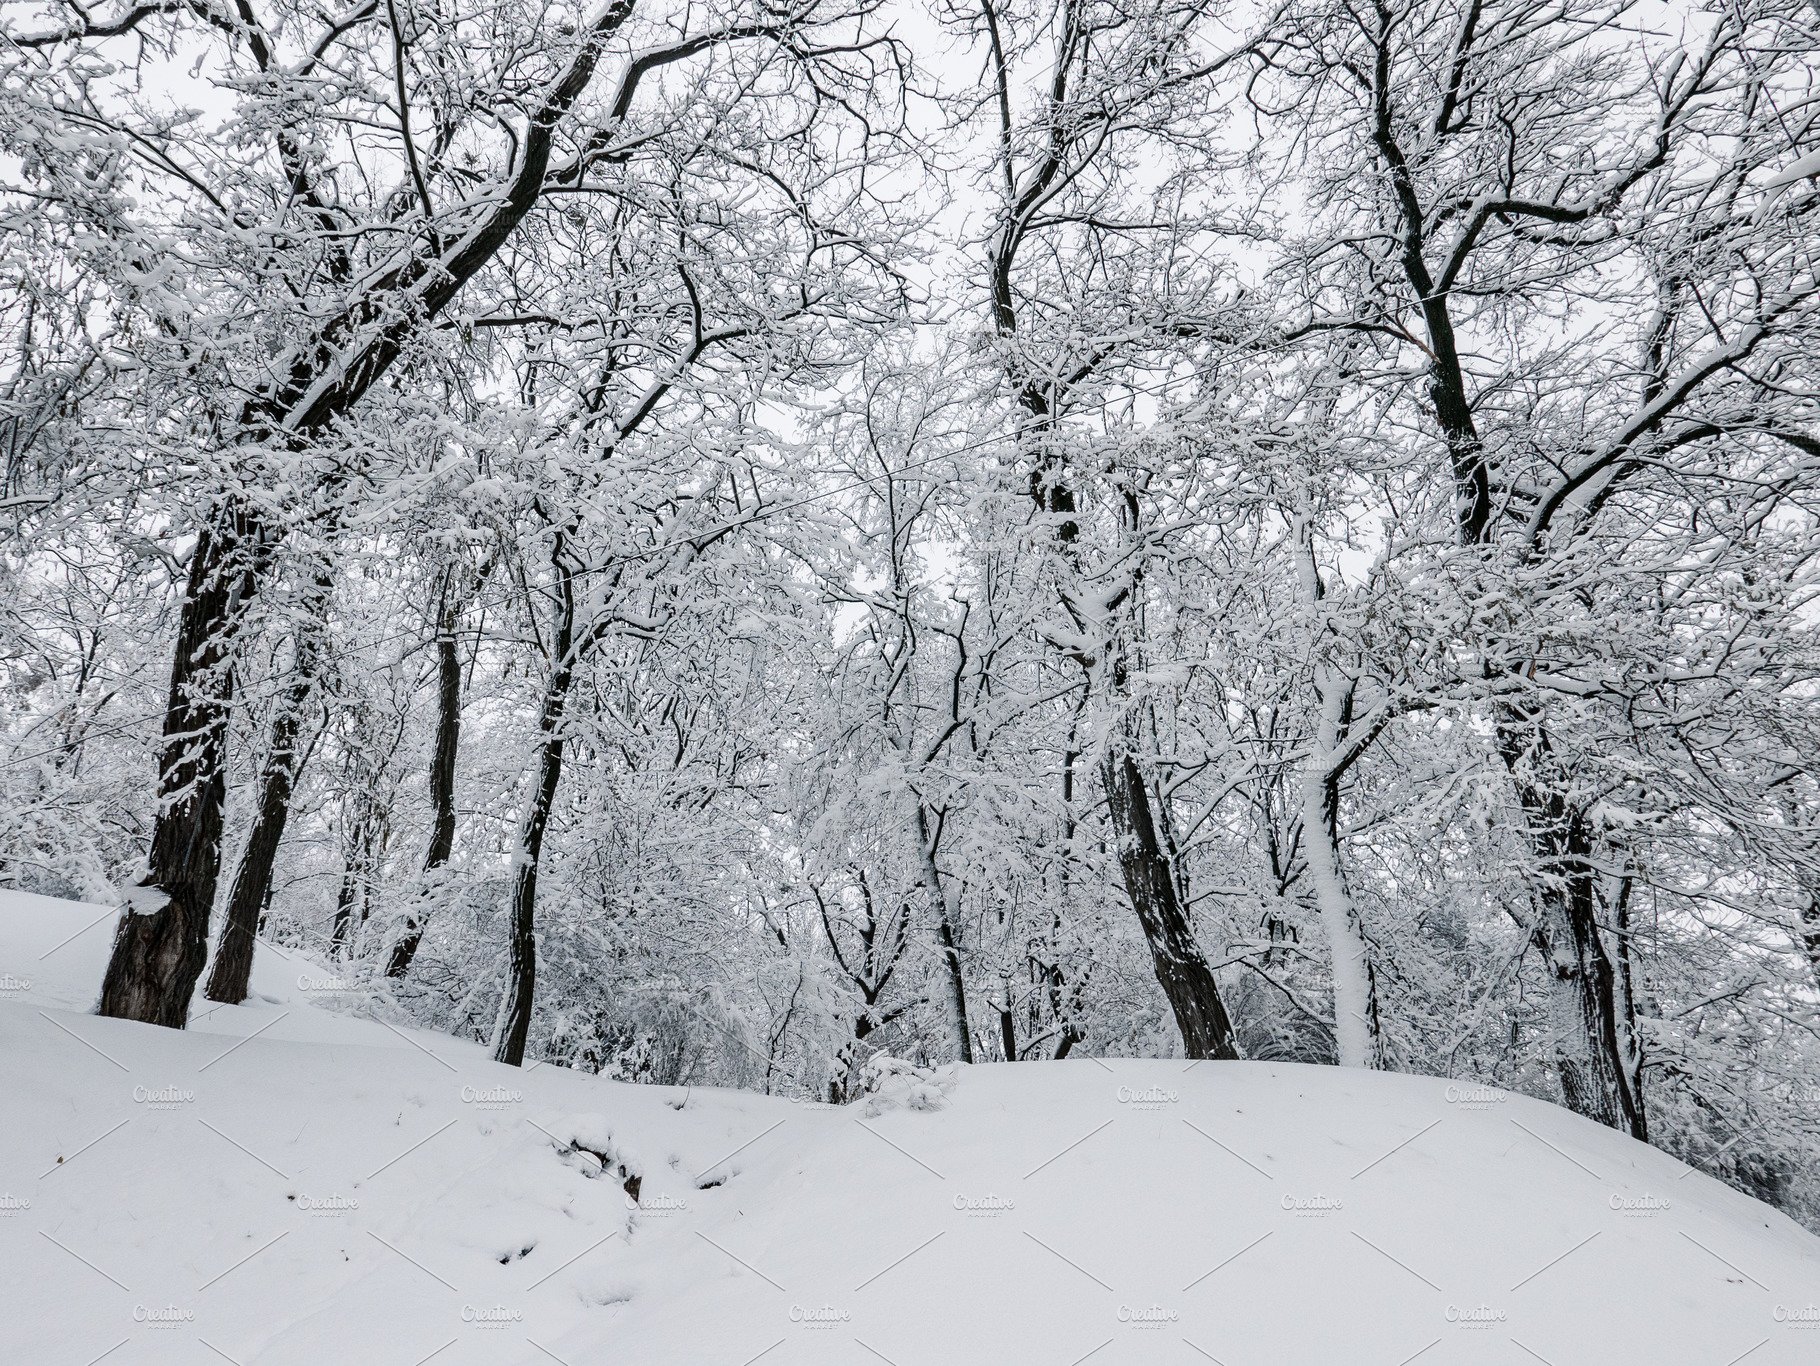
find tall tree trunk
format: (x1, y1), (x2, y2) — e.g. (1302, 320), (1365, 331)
(1292, 508), (1383, 1067)
(493, 726), (568, 1066)
(1045, 716), (1088, 1061)
(386, 579), (465, 979)
(1608, 870), (1646, 1117)
(203, 690), (306, 1003)
(1301, 678), (1382, 1069)
(98, 516), (258, 1026)
(1367, 40), (1645, 1130)
(911, 799), (974, 1063)
(1499, 706), (1647, 1139)
(1772, 798), (1820, 990)
(493, 551), (578, 1067)
(331, 854), (363, 960)
(1101, 748), (1240, 1060)
(205, 570), (333, 1004)
(1092, 499), (1242, 1063)
(997, 971), (1018, 1062)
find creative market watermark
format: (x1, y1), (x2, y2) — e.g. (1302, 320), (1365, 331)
(1443, 1083), (1506, 1110)
(952, 1193), (1015, 1218)
(133, 1082), (196, 1109)
(461, 1304), (524, 1331)
(1116, 1084), (1178, 1110)
(295, 972), (355, 994)
(292, 1193), (359, 1217)
(133, 1304), (195, 1331)
(1280, 1193), (1343, 1217)
(460, 1083), (523, 1110)
(1446, 1305), (1506, 1331)
(789, 1304), (851, 1331)
(627, 1192), (688, 1216)
(1117, 1304), (1179, 1330)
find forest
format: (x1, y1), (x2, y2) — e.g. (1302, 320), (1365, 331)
(3, 0), (1819, 1229)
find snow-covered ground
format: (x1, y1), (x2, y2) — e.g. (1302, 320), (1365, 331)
(4, 891), (1818, 1366)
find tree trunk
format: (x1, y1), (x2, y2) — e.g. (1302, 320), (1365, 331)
(1608, 871), (1646, 1118)
(1499, 706), (1647, 1139)
(98, 516), (257, 1027)
(330, 835), (369, 960)
(911, 799), (974, 1064)
(203, 697), (305, 1004)
(1366, 47), (1648, 1127)
(386, 584), (464, 979)
(1301, 679), (1382, 1069)
(493, 552), (578, 1067)
(1534, 875), (1647, 1140)
(1046, 720), (1087, 1062)
(997, 972), (1018, 1062)
(493, 725), (567, 1067)
(205, 571), (333, 1004)
(1100, 749), (1240, 1060)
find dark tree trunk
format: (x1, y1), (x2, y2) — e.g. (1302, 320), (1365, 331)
(98, 518), (257, 1027)
(911, 801), (973, 1063)
(203, 696), (305, 1004)
(494, 729), (567, 1067)
(386, 586), (464, 980)
(1045, 725), (1087, 1063)
(1498, 707), (1647, 1140)
(998, 986), (1017, 1062)
(1101, 750), (1240, 1060)
(830, 1012), (877, 1103)
(1609, 872), (1646, 1116)
(1532, 864), (1648, 1140)
(494, 553), (578, 1067)
(930, 913), (973, 1064)
(205, 571), (332, 1004)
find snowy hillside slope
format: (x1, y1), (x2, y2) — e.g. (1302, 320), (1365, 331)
(4, 891), (1818, 1365)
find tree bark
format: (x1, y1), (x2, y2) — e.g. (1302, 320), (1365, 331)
(1498, 706), (1647, 1140)
(98, 517), (256, 1026)
(493, 551), (578, 1067)
(493, 727), (567, 1066)
(997, 972), (1018, 1062)
(386, 580), (464, 979)
(911, 799), (974, 1064)
(204, 571), (333, 1004)
(203, 690), (305, 1004)
(330, 819), (377, 959)
(1609, 871), (1646, 1117)
(1101, 749), (1240, 1060)
(1301, 679), (1382, 1069)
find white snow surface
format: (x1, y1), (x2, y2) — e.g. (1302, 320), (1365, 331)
(4, 890), (1819, 1365)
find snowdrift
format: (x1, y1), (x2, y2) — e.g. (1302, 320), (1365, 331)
(4, 890), (1818, 1365)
